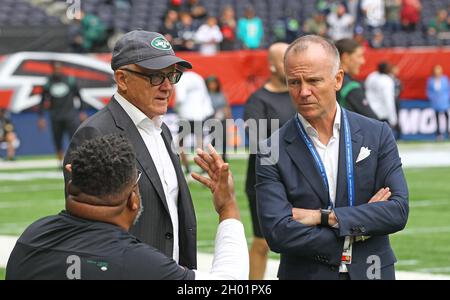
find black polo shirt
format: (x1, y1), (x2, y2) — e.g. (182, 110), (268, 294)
(6, 211), (195, 280)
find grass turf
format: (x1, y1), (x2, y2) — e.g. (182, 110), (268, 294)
(1, 160), (449, 279)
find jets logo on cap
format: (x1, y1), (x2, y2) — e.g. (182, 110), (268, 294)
(151, 37), (172, 50)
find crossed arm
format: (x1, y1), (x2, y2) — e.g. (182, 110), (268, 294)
(256, 122), (409, 263)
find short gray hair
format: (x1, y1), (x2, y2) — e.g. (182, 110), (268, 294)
(284, 35), (340, 75)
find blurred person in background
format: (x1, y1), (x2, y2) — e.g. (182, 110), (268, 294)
(175, 12), (198, 51)
(38, 61), (87, 166)
(427, 65), (450, 141)
(205, 76), (232, 162)
(385, 0), (402, 32)
(237, 6), (264, 49)
(175, 71), (214, 177)
(80, 10), (107, 52)
(0, 108), (19, 161)
(389, 64), (403, 139)
(401, 0), (421, 32)
(195, 16), (223, 56)
(427, 9), (449, 38)
(219, 5), (237, 51)
(159, 9), (180, 46)
(303, 12), (328, 37)
(272, 10), (301, 44)
(244, 42), (294, 280)
(335, 38), (378, 119)
(368, 28), (385, 48)
(327, 3), (354, 41)
(361, 0), (386, 32)
(365, 62), (397, 129)
(182, 0), (207, 21)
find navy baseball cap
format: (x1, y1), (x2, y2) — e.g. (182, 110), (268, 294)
(111, 30), (192, 71)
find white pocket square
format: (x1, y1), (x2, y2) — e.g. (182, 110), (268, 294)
(356, 147), (371, 163)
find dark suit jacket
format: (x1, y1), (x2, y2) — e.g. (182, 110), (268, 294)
(256, 109), (409, 280)
(63, 97), (197, 269)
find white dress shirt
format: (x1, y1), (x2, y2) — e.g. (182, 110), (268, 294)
(194, 219), (249, 280)
(115, 92), (180, 263)
(297, 106), (341, 206)
(298, 106), (350, 272)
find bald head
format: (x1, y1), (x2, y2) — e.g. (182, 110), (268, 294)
(268, 42), (289, 65)
(284, 35), (340, 76)
(267, 42), (289, 85)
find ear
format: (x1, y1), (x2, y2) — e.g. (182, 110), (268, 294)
(335, 69), (344, 91)
(114, 70), (128, 93)
(127, 190), (139, 212)
(65, 164), (72, 173)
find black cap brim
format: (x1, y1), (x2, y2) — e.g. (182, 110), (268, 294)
(136, 55), (192, 70)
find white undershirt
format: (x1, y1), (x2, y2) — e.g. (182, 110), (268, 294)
(297, 106), (341, 206)
(298, 106), (349, 272)
(115, 93), (180, 263)
(194, 219), (249, 280)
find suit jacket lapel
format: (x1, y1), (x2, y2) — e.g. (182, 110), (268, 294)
(107, 97), (169, 214)
(285, 119), (329, 208)
(335, 110), (363, 208)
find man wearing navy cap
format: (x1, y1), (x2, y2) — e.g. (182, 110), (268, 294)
(63, 30), (198, 270)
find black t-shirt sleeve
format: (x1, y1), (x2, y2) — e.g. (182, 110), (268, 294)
(244, 92), (269, 140)
(346, 88), (379, 120)
(244, 93), (266, 122)
(122, 244), (195, 280)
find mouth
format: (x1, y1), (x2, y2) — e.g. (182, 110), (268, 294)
(155, 97), (168, 102)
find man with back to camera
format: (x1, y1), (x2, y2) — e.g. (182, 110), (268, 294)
(256, 35), (409, 280)
(63, 30), (198, 270)
(6, 134), (248, 280)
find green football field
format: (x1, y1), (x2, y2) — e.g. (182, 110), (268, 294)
(1, 158), (450, 279)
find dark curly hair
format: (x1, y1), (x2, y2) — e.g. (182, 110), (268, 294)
(71, 134), (136, 196)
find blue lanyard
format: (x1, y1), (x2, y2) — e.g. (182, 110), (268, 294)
(294, 107), (354, 208)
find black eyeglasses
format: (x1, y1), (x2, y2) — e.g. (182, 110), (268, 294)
(121, 68), (183, 86)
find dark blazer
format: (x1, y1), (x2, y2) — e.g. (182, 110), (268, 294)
(63, 97), (197, 269)
(256, 109), (409, 280)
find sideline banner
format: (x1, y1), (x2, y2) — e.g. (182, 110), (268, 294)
(399, 100), (449, 140)
(2, 48), (450, 111)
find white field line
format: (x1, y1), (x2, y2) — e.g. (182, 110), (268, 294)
(409, 199), (450, 207)
(0, 160), (59, 170)
(1, 144), (450, 171)
(0, 172), (63, 181)
(397, 226), (450, 235)
(0, 184), (62, 193)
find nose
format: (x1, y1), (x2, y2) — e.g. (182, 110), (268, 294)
(159, 77), (173, 91)
(300, 85), (312, 98)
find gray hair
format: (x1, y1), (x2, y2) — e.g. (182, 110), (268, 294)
(284, 35), (341, 75)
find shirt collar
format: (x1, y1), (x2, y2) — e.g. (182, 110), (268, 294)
(114, 92), (163, 129)
(297, 105), (341, 138)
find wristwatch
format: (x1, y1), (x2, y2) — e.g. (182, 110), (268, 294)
(320, 209), (332, 226)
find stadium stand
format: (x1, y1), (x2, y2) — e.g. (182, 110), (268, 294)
(0, 0), (449, 54)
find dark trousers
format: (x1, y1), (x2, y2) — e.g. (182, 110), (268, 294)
(436, 111), (449, 136)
